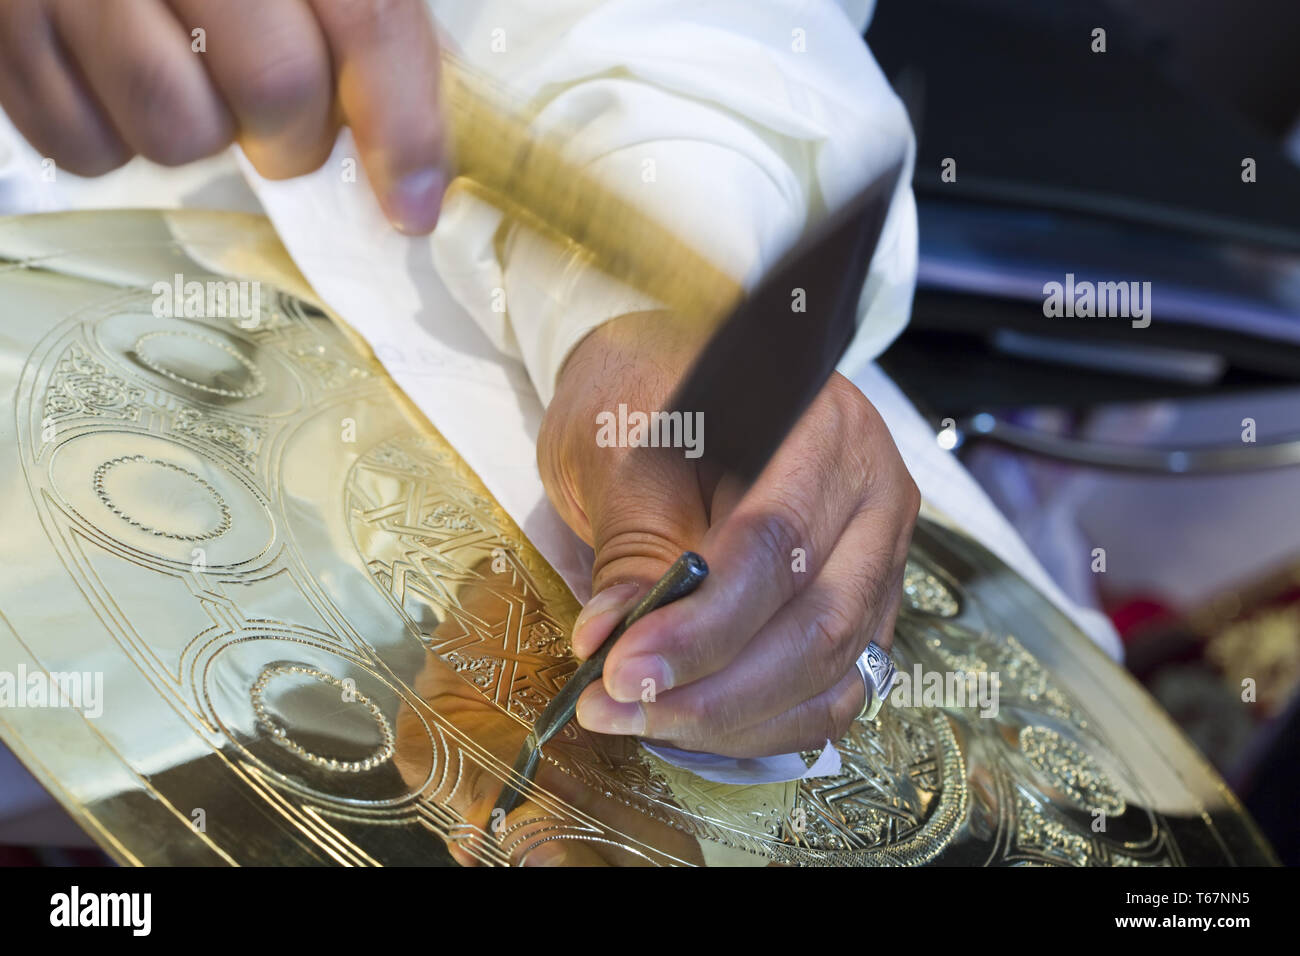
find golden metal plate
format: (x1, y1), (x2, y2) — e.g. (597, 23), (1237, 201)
(0, 210), (1274, 866)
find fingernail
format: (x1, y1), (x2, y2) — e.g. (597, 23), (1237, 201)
(388, 166), (446, 235)
(576, 691), (645, 736)
(572, 582), (641, 654)
(608, 654), (671, 703)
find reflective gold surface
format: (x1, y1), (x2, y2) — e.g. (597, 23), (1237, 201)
(0, 211), (1275, 866)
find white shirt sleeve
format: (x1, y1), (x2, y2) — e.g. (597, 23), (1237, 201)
(429, 0), (917, 405)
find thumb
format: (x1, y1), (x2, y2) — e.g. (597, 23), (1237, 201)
(570, 451), (708, 658)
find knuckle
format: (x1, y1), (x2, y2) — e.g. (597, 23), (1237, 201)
(676, 691), (739, 744)
(121, 53), (182, 121)
(826, 373), (875, 433)
(823, 376), (888, 480)
(873, 607), (899, 656)
(853, 552), (894, 615)
(247, 141), (333, 181)
(56, 143), (132, 177)
(827, 682), (861, 740)
(535, 425), (565, 509)
(747, 502), (812, 580)
(790, 695), (838, 753)
(536, 397), (586, 497)
(325, 0), (417, 45)
(535, 402), (568, 488)
(141, 126), (227, 167)
(225, 50), (326, 125)
(123, 62), (226, 165)
(3, 109), (132, 175)
(900, 472), (921, 523)
(805, 593), (860, 679)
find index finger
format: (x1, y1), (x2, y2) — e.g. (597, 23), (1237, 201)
(308, 0), (448, 233)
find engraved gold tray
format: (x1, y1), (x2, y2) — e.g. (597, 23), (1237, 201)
(0, 211), (1274, 866)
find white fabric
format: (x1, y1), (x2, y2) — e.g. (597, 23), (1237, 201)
(430, 0), (917, 403)
(0, 0), (1120, 802)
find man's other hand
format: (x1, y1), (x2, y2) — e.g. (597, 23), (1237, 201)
(0, 0), (448, 233)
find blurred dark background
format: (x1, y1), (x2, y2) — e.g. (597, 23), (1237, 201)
(868, 0), (1300, 864)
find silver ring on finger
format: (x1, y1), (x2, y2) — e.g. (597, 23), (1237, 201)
(855, 641), (897, 722)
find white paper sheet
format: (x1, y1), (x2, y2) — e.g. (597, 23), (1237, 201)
(644, 738), (841, 785)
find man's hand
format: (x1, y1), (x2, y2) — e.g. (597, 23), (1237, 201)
(538, 311), (920, 758)
(0, 0), (447, 233)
